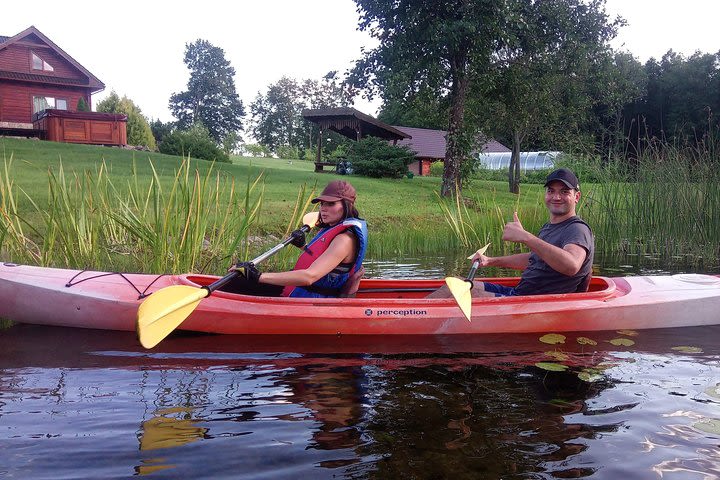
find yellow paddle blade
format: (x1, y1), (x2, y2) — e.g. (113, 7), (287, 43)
(137, 285), (208, 348)
(302, 211), (319, 227)
(467, 242), (491, 260)
(445, 276), (473, 322)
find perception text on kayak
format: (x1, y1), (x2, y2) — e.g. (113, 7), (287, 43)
(365, 308), (428, 316)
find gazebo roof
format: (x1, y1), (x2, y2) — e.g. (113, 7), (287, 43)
(302, 107), (411, 142)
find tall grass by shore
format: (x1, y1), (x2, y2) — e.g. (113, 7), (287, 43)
(437, 141), (720, 269)
(0, 155), (264, 274)
(577, 143), (720, 268)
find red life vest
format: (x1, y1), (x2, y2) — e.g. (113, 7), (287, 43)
(281, 221), (362, 297)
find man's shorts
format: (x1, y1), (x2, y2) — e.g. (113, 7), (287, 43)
(482, 282), (517, 297)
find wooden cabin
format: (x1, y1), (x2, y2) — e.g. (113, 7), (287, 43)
(0, 26), (126, 145)
(392, 126), (511, 176)
(302, 108), (511, 176)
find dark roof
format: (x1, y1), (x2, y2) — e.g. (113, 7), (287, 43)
(480, 139), (512, 153)
(303, 107), (411, 142)
(0, 70), (89, 86)
(392, 126), (511, 159)
(392, 126), (447, 159)
(0, 26), (104, 92)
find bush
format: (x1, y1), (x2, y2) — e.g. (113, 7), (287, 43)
(276, 145), (300, 160)
(346, 137), (416, 178)
(97, 91), (156, 150)
(244, 143), (271, 157)
(76, 97), (90, 112)
(328, 143), (349, 161)
(158, 123), (230, 162)
(303, 147), (316, 161)
(429, 160), (444, 177)
(150, 119), (174, 145)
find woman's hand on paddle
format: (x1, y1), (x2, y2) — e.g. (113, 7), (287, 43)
(230, 261), (261, 284)
(289, 229), (306, 248)
(502, 212), (531, 244)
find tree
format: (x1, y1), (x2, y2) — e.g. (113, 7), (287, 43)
(250, 72), (354, 154)
(150, 119), (175, 146)
(377, 85), (449, 130)
(640, 51), (720, 146)
(97, 91), (156, 150)
(76, 97), (90, 112)
(350, 0), (506, 197)
(476, 0), (624, 193)
(589, 51), (646, 159)
(250, 76), (304, 151)
(169, 39), (245, 143)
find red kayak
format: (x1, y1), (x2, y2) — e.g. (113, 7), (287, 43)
(1, 263), (720, 335)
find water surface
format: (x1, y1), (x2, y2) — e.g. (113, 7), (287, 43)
(2, 257), (720, 478)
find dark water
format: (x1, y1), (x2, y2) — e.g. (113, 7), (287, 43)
(2, 257), (720, 479)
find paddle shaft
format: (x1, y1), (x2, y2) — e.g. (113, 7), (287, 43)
(205, 223), (313, 293)
(466, 259), (480, 283)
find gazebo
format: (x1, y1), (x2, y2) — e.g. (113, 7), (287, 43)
(302, 107), (411, 172)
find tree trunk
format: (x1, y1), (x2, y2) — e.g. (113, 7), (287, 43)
(508, 129), (521, 194)
(441, 62), (470, 198)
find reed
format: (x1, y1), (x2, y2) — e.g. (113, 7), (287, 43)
(582, 143), (720, 266)
(0, 156), (265, 274)
(437, 187), (548, 257)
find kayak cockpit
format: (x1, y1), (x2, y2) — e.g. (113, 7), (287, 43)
(179, 274), (620, 302)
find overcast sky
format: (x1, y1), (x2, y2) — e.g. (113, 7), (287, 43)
(2, 0), (718, 127)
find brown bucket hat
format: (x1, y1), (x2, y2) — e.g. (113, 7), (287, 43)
(311, 180), (357, 204)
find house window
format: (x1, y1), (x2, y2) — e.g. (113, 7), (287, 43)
(33, 96), (68, 113)
(31, 52), (54, 72)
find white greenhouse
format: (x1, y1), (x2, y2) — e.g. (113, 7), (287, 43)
(476, 151), (561, 171)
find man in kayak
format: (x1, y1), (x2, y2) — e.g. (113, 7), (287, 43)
(431, 168), (594, 297)
(230, 180), (368, 298)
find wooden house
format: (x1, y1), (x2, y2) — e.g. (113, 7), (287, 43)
(301, 108), (510, 176)
(392, 126), (511, 176)
(0, 26), (126, 145)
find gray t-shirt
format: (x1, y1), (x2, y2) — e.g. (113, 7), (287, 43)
(514, 216), (594, 296)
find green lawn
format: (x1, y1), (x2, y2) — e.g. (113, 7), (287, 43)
(3, 137), (546, 226)
(0, 137), (550, 267)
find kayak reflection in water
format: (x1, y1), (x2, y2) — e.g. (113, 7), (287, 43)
(225, 180), (368, 298)
(429, 168), (595, 298)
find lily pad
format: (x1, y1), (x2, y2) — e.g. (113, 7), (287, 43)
(576, 336), (598, 346)
(616, 329), (639, 336)
(608, 338), (635, 347)
(578, 368), (604, 382)
(704, 384), (720, 400)
(671, 346), (703, 354)
(544, 351), (570, 361)
(535, 362), (569, 372)
(539, 333), (566, 345)
(693, 418), (720, 434)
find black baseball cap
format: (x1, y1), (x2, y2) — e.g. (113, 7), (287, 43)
(544, 168), (580, 191)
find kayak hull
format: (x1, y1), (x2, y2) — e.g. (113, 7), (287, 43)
(1, 263), (720, 335)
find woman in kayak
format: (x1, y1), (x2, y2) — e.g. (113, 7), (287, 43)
(230, 180), (368, 298)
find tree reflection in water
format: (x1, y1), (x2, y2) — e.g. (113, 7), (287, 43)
(2, 325), (720, 479)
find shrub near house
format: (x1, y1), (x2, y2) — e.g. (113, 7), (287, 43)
(159, 124), (230, 163)
(347, 137), (415, 178)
